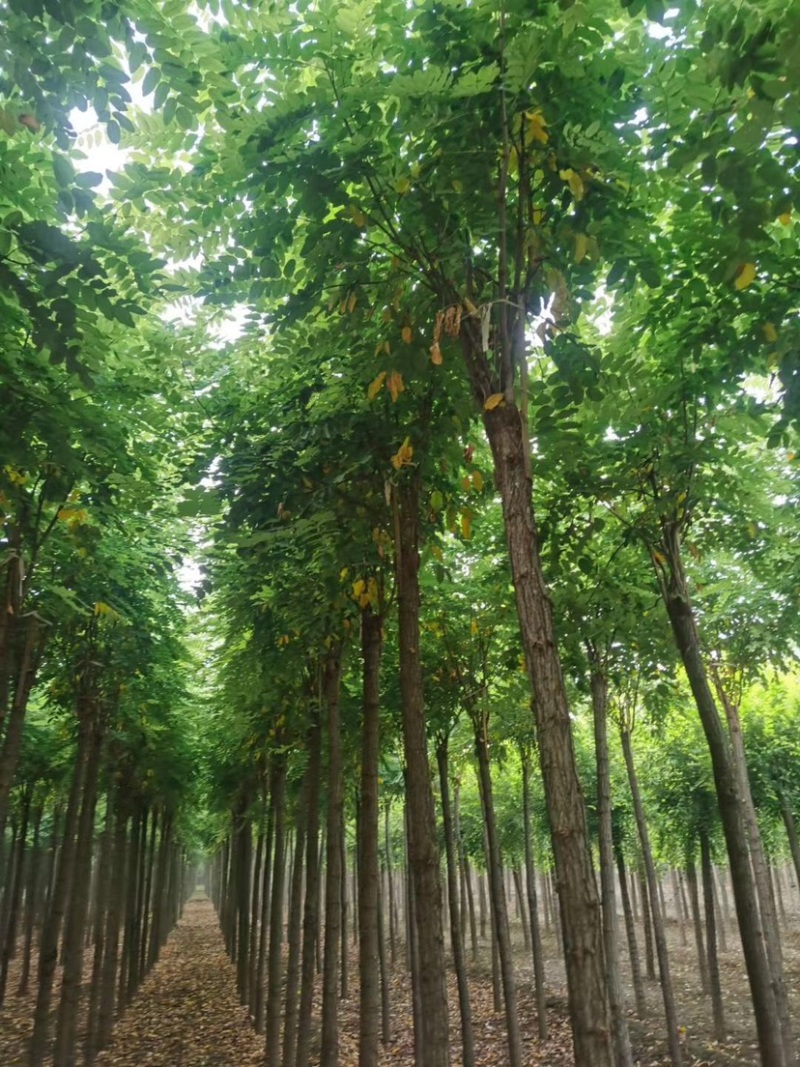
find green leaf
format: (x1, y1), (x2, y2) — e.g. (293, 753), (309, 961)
(142, 66), (160, 97)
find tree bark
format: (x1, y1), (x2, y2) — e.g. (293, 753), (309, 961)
(265, 757), (287, 1067)
(473, 708), (522, 1067)
(614, 839), (646, 1019)
(661, 532), (784, 1066)
(620, 724), (682, 1067)
(437, 738), (475, 1067)
(282, 789), (307, 1067)
(699, 827), (725, 1043)
(321, 648), (344, 1067)
(521, 748), (548, 1040)
(295, 706), (322, 1067)
(466, 378), (610, 1067)
(589, 668), (633, 1067)
(394, 477), (450, 1066)
(358, 609), (383, 1067)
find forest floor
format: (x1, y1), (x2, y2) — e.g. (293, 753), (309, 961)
(1, 892), (799, 1066)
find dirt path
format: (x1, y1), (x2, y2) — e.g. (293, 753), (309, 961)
(95, 897), (262, 1067)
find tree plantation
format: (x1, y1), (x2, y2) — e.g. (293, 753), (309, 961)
(1, 0), (800, 1065)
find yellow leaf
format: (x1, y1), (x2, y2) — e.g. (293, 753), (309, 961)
(779, 211), (792, 225)
(340, 567), (349, 580)
(507, 145), (519, 177)
(734, 262), (757, 290)
(367, 370), (387, 400)
(401, 325), (413, 343)
(463, 298), (478, 316)
(763, 322), (778, 342)
(472, 469), (484, 491)
(484, 393), (505, 411)
(395, 176), (411, 194)
(574, 232), (589, 264)
(652, 549), (667, 566)
(387, 371), (405, 402)
(431, 544), (444, 562)
(452, 178), (463, 192)
(94, 601), (114, 617)
(524, 109), (549, 145)
(559, 168), (585, 200)
(747, 521), (758, 538)
(347, 291), (357, 313)
(352, 578), (366, 600)
(461, 511), (472, 540)
(533, 208), (544, 225)
(390, 437), (414, 470)
(430, 341), (443, 365)
(461, 475), (471, 492)
(470, 619), (479, 635)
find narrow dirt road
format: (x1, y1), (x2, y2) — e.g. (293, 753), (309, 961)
(95, 897), (262, 1067)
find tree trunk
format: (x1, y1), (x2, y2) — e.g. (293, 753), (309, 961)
(474, 711), (522, 1067)
(358, 609), (382, 1067)
(295, 707), (322, 1067)
(470, 383), (611, 1067)
(0, 620), (41, 851)
(454, 783), (478, 963)
(94, 803), (129, 1059)
(53, 709), (103, 1067)
(700, 827), (725, 1043)
(0, 787), (32, 1005)
(265, 757), (287, 1067)
(779, 795), (800, 891)
(321, 648), (344, 1067)
(254, 799), (274, 1031)
(383, 803), (396, 967)
(639, 866), (655, 981)
(686, 855), (709, 995)
(84, 803), (115, 1062)
(437, 738), (475, 1067)
(28, 712), (91, 1067)
(614, 840), (646, 1019)
(16, 801), (44, 997)
(661, 533), (785, 1066)
(590, 668), (633, 1067)
(620, 725), (682, 1067)
(394, 477), (450, 1066)
(520, 749), (548, 1039)
(282, 790), (307, 1067)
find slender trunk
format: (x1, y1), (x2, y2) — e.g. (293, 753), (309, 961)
(138, 807), (159, 986)
(28, 714), (91, 1067)
(254, 800), (274, 1031)
(671, 869), (687, 948)
(779, 796), (800, 890)
(467, 364), (610, 1067)
(454, 783), (478, 963)
(94, 804), (129, 1059)
(394, 478), (450, 1066)
(0, 788), (32, 1005)
(700, 827), (725, 1043)
(639, 866), (655, 981)
(0, 621), (41, 850)
(686, 855), (709, 995)
(590, 669), (633, 1067)
(614, 840), (646, 1019)
(17, 802), (44, 997)
(249, 825), (265, 1015)
(715, 682), (795, 1066)
(84, 803), (115, 1061)
(265, 757), (287, 1067)
(521, 750), (548, 1040)
(53, 710), (103, 1067)
(383, 804), (396, 967)
(405, 798), (424, 1067)
(321, 649), (344, 1067)
(661, 533), (784, 1067)
(295, 706), (321, 1067)
(620, 725), (682, 1067)
(235, 801), (252, 1003)
(358, 609), (382, 1067)
(377, 864), (391, 1045)
(474, 712), (522, 1067)
(282, 791), (307, 1067)
(340, 815), (348, 1000)
(437, 739), (475, 1067)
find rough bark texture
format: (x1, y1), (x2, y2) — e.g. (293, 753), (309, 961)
(700, 828), (726, 1043)
(358, 610), (383, 1067)
(620, 726), (682, 1067)
(395, 478), (450, 1067)
(437, 739), (475, 1067)
(462, 370), (610, 1067)
(521, 750), (548, 1040)
(474, 713), (522, 1067)
(321, 649), (344, 1067)
(661, 532), (784, 1067)
(590, 669), (633, 1067)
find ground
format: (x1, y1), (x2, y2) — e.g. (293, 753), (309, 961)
(1, 879), (798, 1066)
